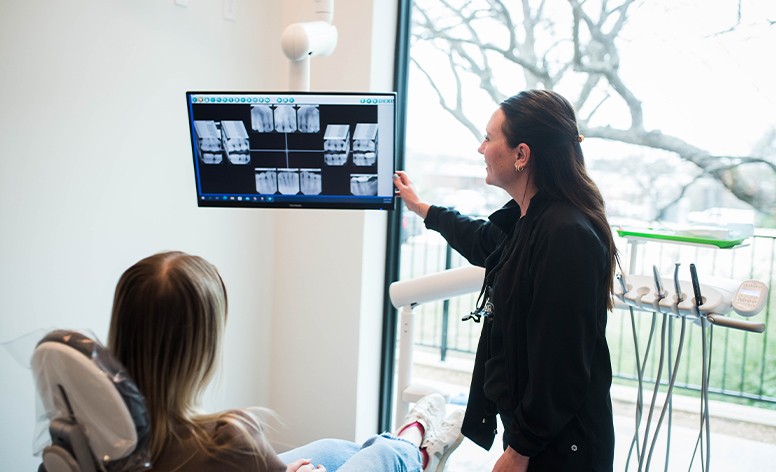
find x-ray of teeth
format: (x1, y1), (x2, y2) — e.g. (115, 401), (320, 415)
(350, 174), (378, 196)
(323, 124), (350, 166)
(194, 121), (223, 163)
(323, 152), (348, 166)
(323, 124), (350, 152)
(222, 120), (251, 165)
(277, 168), (301, 194)
(353, 123), (378, 166)
(201, 152), (223, 165)
(300, 169), (322, 195)
(353, 123), (378, 152)
(251, 105), (274, 133)
(228, 153), (250, 165)
(255, 168), (278, 194)
(222, 121), (249, 151)
(297, 105), (320, 133)
(274, 105), (297, 133)
(353, 151), (377, 166)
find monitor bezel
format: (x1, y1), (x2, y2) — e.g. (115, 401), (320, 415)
(186, 90), (397, 211)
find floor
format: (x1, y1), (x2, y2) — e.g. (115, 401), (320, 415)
(443, 406), (776, 471)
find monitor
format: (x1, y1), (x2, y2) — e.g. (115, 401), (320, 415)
(186, 91), (397, 210)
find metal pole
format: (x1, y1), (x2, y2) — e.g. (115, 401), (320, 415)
(440, 244), (453, 361)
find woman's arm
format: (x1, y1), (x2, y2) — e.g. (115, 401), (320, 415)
(394, 171), (504, 266)
(393, 171), (430, 219)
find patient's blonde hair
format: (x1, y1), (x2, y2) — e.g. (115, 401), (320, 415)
(108, 251), (267, 465)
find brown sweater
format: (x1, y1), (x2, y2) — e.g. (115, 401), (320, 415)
(150, 411), (287, 472)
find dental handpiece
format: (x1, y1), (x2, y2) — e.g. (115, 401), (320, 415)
(689, 263), (704, 316)
(673, 262), (683, 303)
(617, 272), (628, 294)
(652, 265), (666, 299)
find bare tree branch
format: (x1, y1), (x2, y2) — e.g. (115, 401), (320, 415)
(410, 0), (775, 218)
(569, 0), (644, 128)
(709, 0), (743, 36)
(410, 56), (484, 141)
(581, 123), (776, 215)
(655, 172), (706, 221)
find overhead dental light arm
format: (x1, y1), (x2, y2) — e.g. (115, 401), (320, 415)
(389, 265), (485, 426)
(313, 0), (334, 23)
(281, 0), (338, 91)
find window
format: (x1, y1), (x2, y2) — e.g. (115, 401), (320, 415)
(403, 0), (776, 231)
(389, 0), (776, 466)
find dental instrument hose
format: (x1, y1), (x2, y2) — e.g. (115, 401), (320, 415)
(618, 273), (644, 471)
(665, 313), (674, 472)
(638, 311), (668, 472)
(626, 309), (658, 471)
(667, 261), (684, 471)
(687, 263), (713, 472)
(688, 322), (714, 472)
(645, 314), (686, 471)
(638, 265), (669, 472)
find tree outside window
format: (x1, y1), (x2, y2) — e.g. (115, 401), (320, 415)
(403, 0), (776, 232)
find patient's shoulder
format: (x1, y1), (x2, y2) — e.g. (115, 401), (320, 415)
(212, 409), (269, 447)
(154, 410), (286, 472)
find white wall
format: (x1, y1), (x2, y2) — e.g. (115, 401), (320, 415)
(0, 0), (397, 469)
(269, 0), (397, 450)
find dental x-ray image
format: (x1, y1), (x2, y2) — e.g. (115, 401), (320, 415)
(188, 91), (395, 209)
(256, 167), (322, 195)
(222, 120), (250, 165)
(350, 174), (378, 196)
(251, 105), (274, 133)
(252, 104), (320, 134)
(194, 120), (224, 164)
(300, 169), (322, 195)
(352, 123), (378, 166)
(297, 105), (320, 133)
(323, 124), (350, 166)
(255, 168), (278, 194)
(277, 168), (301, 195)
(274, 105), (297, 133)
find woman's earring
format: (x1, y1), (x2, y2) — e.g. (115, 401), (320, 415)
(516, 165), (524, 173)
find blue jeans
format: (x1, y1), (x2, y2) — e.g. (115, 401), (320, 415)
(278, 433), (422, 472)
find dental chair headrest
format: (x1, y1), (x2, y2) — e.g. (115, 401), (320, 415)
(31, 330), (151, 471)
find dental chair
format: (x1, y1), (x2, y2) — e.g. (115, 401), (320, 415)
(30, 330), (151, 472)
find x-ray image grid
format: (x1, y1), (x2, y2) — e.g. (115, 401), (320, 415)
(256, 168), (322, 195)
(190, 100), (382, 197)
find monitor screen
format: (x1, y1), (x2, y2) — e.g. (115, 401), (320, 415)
(186, 91), (397, 210)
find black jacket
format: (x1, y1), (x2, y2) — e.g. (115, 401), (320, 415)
(424, 193), (615, 471)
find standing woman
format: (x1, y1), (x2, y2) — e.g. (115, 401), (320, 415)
(394, 89), (618, 471)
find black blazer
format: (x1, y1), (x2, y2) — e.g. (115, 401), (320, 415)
(424, 194), (615, 471)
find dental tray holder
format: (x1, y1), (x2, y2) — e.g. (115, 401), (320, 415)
(616, 226), (749, 249)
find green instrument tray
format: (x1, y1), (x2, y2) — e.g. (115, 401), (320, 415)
(616, 228), (746, 249)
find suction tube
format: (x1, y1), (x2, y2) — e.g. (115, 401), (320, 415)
(623, 269), (660, 471)
(688, 264), (712, 472)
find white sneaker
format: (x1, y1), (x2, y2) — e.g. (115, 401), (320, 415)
(423, 409), (464, 472)
(395, 393), (446, 443)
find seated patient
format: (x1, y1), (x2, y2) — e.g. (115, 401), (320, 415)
(107, 251), (463, 472)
